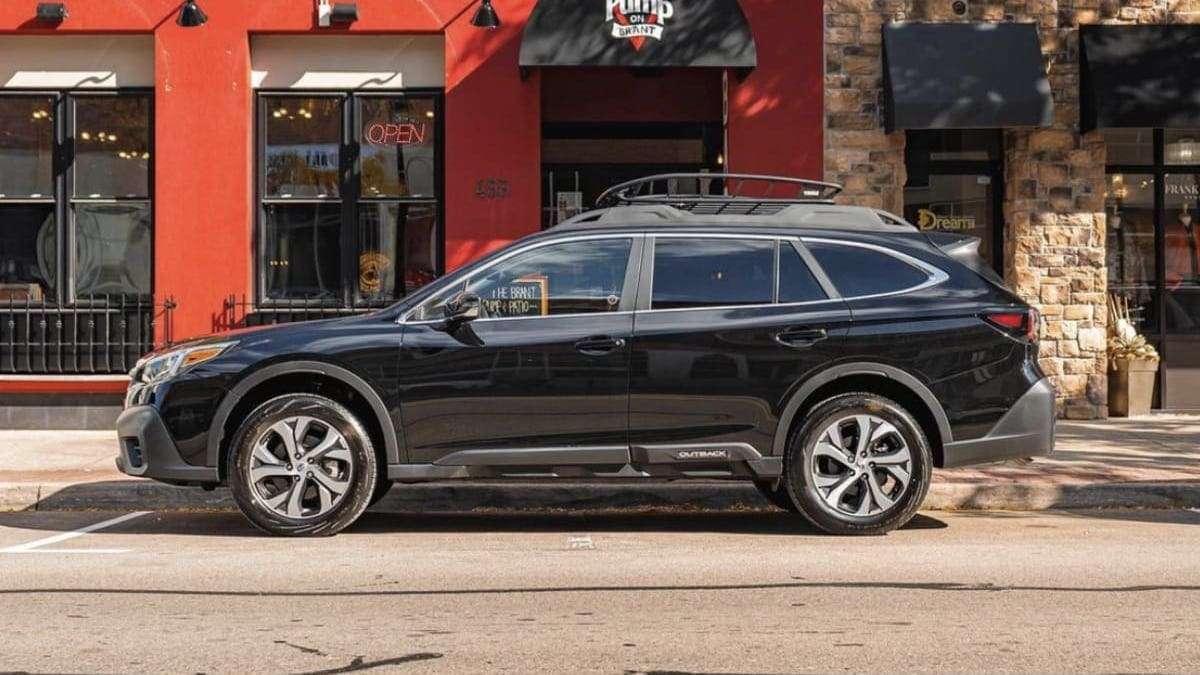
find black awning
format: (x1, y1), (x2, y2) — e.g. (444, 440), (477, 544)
(1080, 25), (1200, 130)
(518, 0), (757, 70)
(882, 22), (1053, 132)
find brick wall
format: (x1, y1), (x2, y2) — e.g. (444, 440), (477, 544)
(824, 0), (1200, 418)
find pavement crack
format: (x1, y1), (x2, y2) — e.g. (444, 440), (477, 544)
(274, 640), (327, 657)
(296, 653), (443, 674)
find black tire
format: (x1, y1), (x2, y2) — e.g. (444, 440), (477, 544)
(753, 479), (799, 512)
(228, 394), (378, 537)
(784, 392), (932, 535)
(368, 478), (393, 508)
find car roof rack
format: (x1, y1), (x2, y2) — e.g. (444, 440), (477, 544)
(595, 173), (844, 216)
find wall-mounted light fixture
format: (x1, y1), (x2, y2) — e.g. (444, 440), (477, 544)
(177, 0), (208, 27)
(36, 3), (68, 23)
(317, 0), (358, 27)
(471, 0), (500, 29)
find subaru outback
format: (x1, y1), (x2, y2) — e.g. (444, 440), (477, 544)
(116, 174), (1055, 536)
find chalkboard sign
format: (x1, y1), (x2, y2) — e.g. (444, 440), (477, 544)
(481, 275), (549, 318)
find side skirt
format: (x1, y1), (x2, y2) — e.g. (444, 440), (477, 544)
(387, 443), (783, 483)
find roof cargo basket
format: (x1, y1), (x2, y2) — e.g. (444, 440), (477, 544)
(595, 173), (843, 216)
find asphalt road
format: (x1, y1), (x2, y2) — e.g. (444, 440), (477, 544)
(0, 508), (1197, 674)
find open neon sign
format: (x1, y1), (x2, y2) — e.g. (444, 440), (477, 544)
(365, 120), (429, 146)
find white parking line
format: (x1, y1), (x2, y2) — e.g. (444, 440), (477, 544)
(0, 511), (149, 554)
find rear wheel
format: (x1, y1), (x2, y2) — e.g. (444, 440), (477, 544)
(228, 394), (378, 537)
(784, 393), (931, 535)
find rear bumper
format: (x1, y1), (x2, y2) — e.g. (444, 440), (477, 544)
(115, 405), (220, 485)
(941, 378), (1056, 468)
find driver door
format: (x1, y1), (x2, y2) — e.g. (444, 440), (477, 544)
(398, 235), (642, 465)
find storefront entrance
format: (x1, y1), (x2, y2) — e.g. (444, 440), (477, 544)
(903, 130), (1005, 272)
(1105, 129), (1200, 410)
(541, 122), (723, 227)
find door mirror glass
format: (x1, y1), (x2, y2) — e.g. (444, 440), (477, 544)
(442, 291), (481, 325)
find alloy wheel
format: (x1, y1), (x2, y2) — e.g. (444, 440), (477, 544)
(809, 414), (913, 517)
(247, 416), (354, 520)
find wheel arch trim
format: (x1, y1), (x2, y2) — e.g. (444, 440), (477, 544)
(205, 360), (401, 469)
(772, 362), (954, 457)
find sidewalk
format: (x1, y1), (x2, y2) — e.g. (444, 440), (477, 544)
(1, 417), (1198, 512)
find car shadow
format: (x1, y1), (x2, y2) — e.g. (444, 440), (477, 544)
(0, 506), (948, 539)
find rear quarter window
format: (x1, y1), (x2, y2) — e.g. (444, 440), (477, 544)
(806, 242), (931, 297)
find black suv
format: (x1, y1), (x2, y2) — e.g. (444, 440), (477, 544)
(117, 175), (1054, 536)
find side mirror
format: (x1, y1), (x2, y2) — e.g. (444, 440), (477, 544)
(441, 291), (482, 328)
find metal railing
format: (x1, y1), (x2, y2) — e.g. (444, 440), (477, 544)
(0, 295), (175, 375)
(220, 295), (392, 329)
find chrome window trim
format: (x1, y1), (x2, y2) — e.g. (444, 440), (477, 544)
(800, 236), (949, 301)
(400, 233), (643, 324)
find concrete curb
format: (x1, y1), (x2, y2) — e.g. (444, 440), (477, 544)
(2, 479), (1199, 513)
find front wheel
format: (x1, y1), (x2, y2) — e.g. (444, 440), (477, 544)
(228, 394), (378, 537)
(784, 393), (932, 535)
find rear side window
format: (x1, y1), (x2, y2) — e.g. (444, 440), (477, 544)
(779, 242), (828, 303)
(807, 242), (930, 298)
(652, 238), (774, 309)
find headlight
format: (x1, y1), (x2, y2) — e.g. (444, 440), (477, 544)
(138, 342), (237, 384)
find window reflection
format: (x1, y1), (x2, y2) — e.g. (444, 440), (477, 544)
(357, 203), (439, 302)
(1106, 173), (1157, 332)
(264, 97), (341, 198)
(74, 97), (151, 198)
(1164, 173), (1200, 333)
(74, 203), (151, 299)
(263, 204), (342, 301)
(0, 205), (55, 302)
(465, 239), (632, 318)
(0, 96), (55, 198)
(360, 98), (437, 198)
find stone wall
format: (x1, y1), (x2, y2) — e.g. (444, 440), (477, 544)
(823, 0), (1200, 418)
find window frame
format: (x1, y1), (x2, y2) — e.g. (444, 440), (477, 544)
(0, 88), (154, 307)
(255, 89), (445, 309)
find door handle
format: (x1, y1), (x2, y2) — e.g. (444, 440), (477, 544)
(775, 328), (828, 349)
(575, 336), (626, 356)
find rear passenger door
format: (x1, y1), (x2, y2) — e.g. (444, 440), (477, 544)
(628, 235), (851, 464)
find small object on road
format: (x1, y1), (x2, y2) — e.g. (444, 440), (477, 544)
(567, 535), (595, 550)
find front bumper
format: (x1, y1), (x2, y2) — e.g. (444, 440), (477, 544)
(116, 406), (220, 485)
(941, 378), (1056, 468)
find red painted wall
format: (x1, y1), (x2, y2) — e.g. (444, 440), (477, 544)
(0, 0), (824, 393)
(728, 0), (825, 182)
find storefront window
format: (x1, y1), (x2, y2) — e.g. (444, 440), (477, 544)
(0, 93), (152, 304)
(74, 97), (151, 198)
(1164, 173), (1200, 333)
(258, 93), (441, 306)
(904, 130), (1003, 271)
(0, 96), (54, 198)
(1165, 131), (1200, 166)
(1106, 173), (1158, 332)
(1105, 128), (1155, 165)
(360, 97), (437, 199)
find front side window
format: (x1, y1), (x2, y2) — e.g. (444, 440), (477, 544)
(807, 242), (930, 298)
(0, 93), (151, 304)
(465, 239), (632, 319)
(259, 93), (442, 306)
(651, 238), (775, 310)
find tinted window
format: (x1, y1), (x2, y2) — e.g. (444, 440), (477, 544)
(808, 242), (930, 297)
(780, 242), (828, 303)
(652, 239), (774, 310)
(466, 238), (632, 318)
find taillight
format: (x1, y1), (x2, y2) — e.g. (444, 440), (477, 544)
(984, 309), (1039, 343)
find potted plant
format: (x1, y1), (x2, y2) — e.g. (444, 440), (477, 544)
(1106, 294), (1160, 417)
